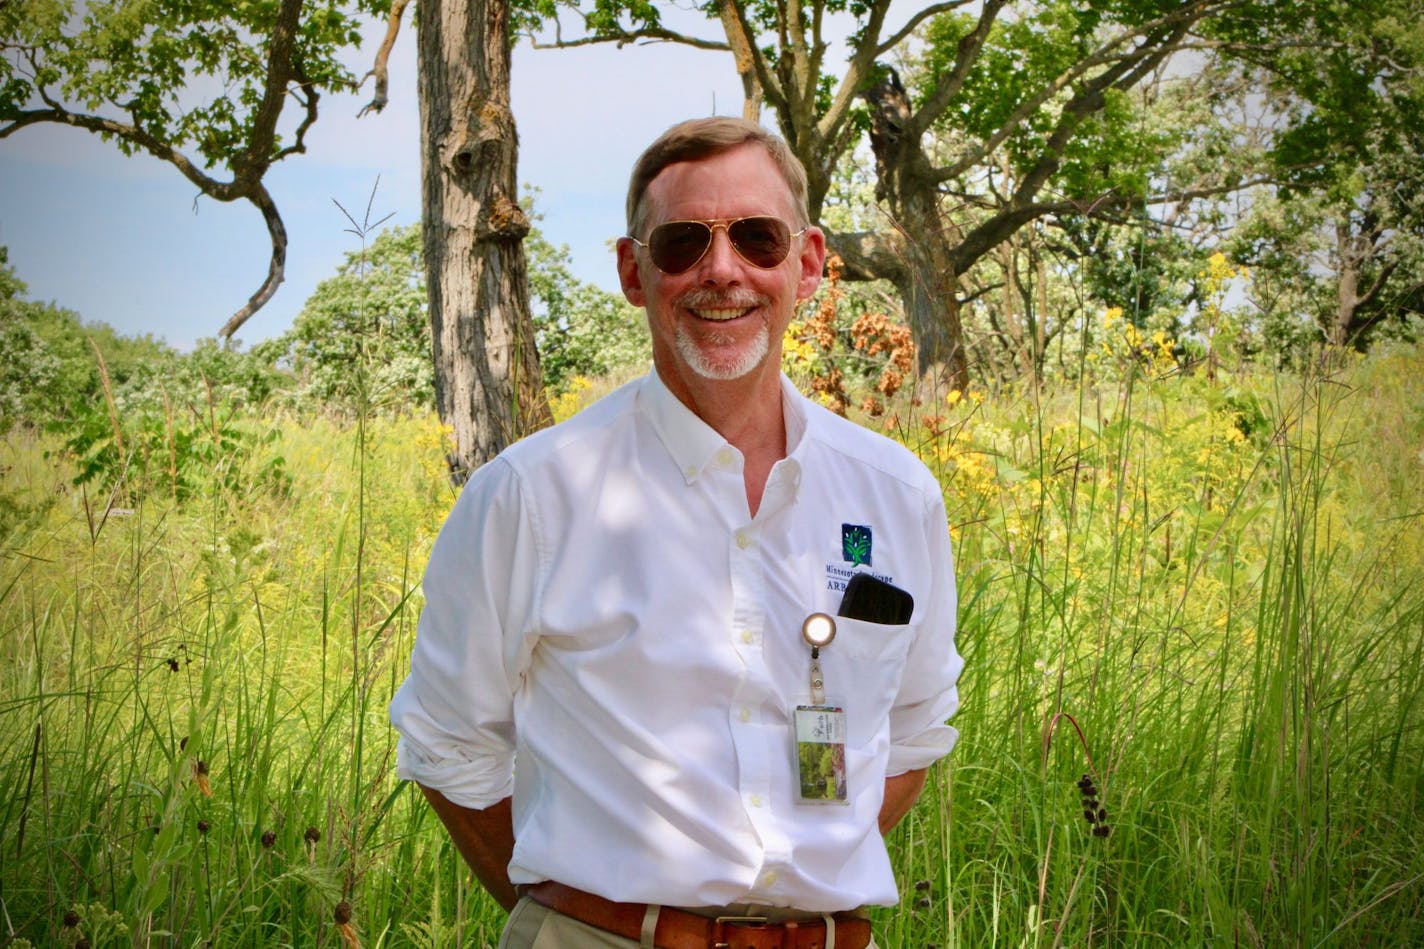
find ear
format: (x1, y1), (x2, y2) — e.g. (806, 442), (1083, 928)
(616, 237), (647, 307)
(795, 226), (827, 302)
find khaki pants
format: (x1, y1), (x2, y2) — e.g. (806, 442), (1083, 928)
(497, 896), (879, 949)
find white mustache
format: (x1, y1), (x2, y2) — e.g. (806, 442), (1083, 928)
(676, 288), (769, 311)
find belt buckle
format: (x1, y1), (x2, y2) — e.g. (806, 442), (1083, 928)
(712, 915), (772, 949)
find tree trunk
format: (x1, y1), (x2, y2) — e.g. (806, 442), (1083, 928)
(864, 71), (969, 395)
(418, 0), (550, 481)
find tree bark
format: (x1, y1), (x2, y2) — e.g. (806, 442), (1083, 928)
(864, 69), (969, 394)
(418, 0), (550, 481)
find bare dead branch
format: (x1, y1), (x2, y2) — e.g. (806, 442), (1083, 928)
(358, 0), (411, 117)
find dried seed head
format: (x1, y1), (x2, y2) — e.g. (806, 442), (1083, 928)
(1083, 809), (1097, 822)
(914, 879), (931, 892)
(196, 760), (209, 775)
(334, 901), (353, 925)
(75, 938), (92, 949)
(261, 829), (277, 849)
(915, 897), (932, 910)
(197, 819), (210, 835)
(1093, 824), (1112, 838)
(166, 657), (180, 673)
(63, 910), (81, 928)
(1098, 807), (1109, 822)
(304, 826), (321, 844)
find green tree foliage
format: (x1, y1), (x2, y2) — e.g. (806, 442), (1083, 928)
(1214, 0), (1424, 349)
(257, 223), (435, 413)
(2, 249), (288, 505)
(0, 247), (175, 431)
(1, 0), (388, 337)
(543, 0), (1422, 385)
(526, 226), (651, 392)
(259, 218), (649, 408)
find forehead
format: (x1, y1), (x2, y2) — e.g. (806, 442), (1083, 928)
(643, 144), (796, 224)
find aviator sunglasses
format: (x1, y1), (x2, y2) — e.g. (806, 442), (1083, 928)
(629, 216), (808, 275)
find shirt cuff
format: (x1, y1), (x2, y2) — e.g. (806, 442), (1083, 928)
(887, 722), (959, 776)
(395, 736), (515, 810)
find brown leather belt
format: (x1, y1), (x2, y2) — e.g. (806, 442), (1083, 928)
(527, 881), (873, 949)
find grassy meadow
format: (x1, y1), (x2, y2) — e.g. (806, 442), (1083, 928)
(2, 343), (1423, 947)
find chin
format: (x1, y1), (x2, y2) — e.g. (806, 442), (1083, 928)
(676, 326), (770, 381)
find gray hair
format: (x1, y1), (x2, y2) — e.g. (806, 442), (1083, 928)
(626, 117), (811, 237)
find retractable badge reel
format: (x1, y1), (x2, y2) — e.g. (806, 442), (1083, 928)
(794, 613), (848, 804)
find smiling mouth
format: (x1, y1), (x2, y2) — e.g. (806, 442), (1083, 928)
(688, 306), (754, 322)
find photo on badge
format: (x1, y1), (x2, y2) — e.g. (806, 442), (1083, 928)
(794, 704), (848, 804)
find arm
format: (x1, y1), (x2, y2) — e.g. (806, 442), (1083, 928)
(878, 767), (928, 835)
(419, 785), (520, 912)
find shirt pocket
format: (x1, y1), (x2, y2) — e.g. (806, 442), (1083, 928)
(821, 616), (915, 749)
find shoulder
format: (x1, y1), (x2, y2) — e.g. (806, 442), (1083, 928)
(495, 376), (643, 476)
(797, 393), (939, 498)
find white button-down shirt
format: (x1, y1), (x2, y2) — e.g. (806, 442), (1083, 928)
(390, 371), (961, 912)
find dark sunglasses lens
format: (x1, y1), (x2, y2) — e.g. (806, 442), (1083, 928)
(649, 222), (713, 274)
(728, 217), (792, 267)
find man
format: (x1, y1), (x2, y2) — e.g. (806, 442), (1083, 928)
(390, 117), (962, 949)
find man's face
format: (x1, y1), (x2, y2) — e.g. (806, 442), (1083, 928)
(617, 144), (825, 390)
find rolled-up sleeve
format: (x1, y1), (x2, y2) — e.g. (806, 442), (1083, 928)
(886, 487), (962, 776)
(389, 458), (541, 809)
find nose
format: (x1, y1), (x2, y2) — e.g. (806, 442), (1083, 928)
(696, 224), (742, 285)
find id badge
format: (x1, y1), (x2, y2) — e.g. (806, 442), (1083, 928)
(794, 703), (848, 804)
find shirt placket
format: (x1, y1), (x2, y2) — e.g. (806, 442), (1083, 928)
(719, 450), (795, 900)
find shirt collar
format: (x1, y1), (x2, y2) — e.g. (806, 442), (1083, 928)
(638, 370), (809, 485)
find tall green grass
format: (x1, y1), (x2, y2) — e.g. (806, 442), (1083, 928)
(3, 348), (1422, 947)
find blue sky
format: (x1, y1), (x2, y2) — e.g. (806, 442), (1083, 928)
(0, 12), (747, 350)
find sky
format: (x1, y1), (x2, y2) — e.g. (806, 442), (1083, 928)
(0, 10), (753, 351)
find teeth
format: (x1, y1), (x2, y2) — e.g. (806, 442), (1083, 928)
(691, 308), (748, 321)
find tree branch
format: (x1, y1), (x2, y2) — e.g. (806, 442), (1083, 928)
(875, 0), (978, 57)
(825, 229), (907, 282)
(358, 0), (411, 117)
(907, 0), (1007, 142)
(716, 0), (763, 119)
(531, 25), (730, 53)
(219, 183), (288, 340)
(274, 55), (321, 161)
(237, 0), (306, 184)
(930, 0), (1225, 184)
(0, 106), (231, 197)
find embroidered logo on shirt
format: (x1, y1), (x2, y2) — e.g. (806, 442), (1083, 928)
(841, 524), (872, 566)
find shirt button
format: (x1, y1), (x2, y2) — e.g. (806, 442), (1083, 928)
(684, 465), (698, 478)
(749, 794), (764, 808)
(738, 707), (751, 723)
(735, 532), (751, 549)
(716, 447), (734, 466)
(740, 629), (754, 644)
(761, 871), (779, 887)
